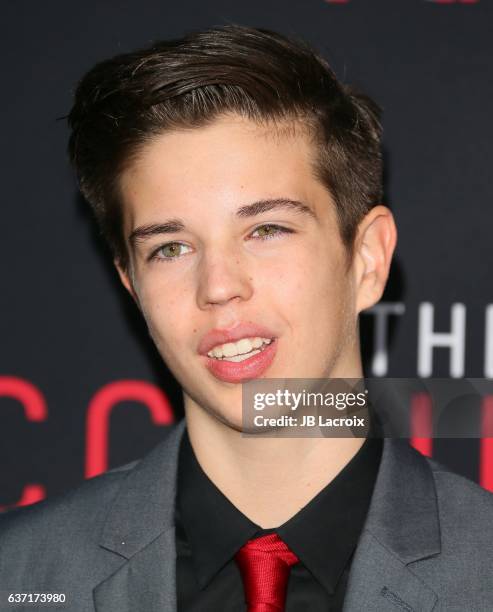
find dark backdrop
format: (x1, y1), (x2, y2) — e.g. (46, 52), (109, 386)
(1, 0), (492, 510)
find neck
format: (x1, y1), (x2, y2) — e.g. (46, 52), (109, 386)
(185, 402), (366, 528)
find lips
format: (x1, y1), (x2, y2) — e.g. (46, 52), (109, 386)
(197, 322), (279, 383)
(203, 337), (278, 383)
(197, 322), (277, 356)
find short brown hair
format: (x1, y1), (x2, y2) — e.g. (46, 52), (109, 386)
(67, 24), (383, 270)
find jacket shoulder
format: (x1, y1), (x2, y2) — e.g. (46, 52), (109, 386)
(0, 421), (185, 574)
(404, 456), (493, 608)
(418, 458), (493, 566)
(424, 455), (493, 530)
(0, 460), (138, 564)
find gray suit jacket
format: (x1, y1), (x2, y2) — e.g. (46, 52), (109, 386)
(1, 419), (493, 611)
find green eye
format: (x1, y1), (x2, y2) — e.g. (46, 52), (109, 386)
(161, 243), (182, 258)
(150, 242), (191, 262)
(256, 225), (276, 237)
(252, 224), (293, 240)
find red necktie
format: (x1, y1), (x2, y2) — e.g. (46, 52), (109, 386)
(234, 533), (300, 611)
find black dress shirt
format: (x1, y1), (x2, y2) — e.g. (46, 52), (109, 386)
(175, 430), (383, 611)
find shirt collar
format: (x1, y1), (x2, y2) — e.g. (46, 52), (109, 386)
(176, 427), (382, 594)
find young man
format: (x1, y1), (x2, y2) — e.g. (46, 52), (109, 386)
(1, 24), (493, 612)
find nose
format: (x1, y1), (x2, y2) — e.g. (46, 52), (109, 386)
(196, 246), (254, 309)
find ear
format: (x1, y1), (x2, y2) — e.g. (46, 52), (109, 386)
(114, 260), (141, 308)
(352, 205), (397, 314)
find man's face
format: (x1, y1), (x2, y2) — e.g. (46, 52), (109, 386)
(118, 114), (364, 430)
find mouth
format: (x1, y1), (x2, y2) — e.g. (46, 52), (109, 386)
(197, 321), (279, 383)
(202, 337), (278, 383)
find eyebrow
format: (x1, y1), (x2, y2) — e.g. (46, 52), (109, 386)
(128, 198), (317, 246)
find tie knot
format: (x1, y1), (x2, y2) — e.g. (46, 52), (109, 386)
(235, 534), (299, 611)
(236, 533), (299, 563)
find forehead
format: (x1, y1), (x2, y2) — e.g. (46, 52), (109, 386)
(118, 114), (328, 226)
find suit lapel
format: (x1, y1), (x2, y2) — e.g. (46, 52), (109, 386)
(342, 531), (438, 611)
(93, 528), (177, 612)
(343, 438), (441, 612)
(93, 419), (186, 612)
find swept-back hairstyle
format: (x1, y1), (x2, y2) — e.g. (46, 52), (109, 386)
(67, 24), (383, 270)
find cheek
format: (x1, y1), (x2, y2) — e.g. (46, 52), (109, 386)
(298, 252), (353, 328)
(260, 260), (304, 313)
(136, 279), (187, 346)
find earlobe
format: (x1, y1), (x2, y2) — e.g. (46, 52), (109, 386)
(354, 205), (397, 314)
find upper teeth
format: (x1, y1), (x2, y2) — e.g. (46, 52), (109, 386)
(207, 336), (272, 359)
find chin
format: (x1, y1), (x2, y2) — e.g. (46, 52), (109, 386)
(200, 400), (245, 433)
(216, 412), (246, 433)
